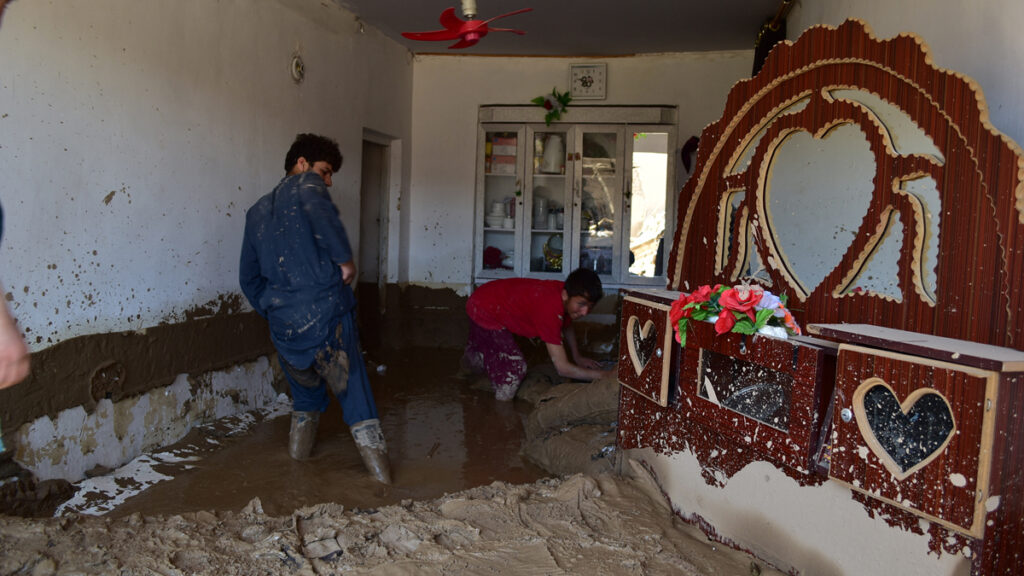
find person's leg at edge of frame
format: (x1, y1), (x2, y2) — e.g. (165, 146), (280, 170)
(333, 312), (392, 485)
(281, 357), (329, 460)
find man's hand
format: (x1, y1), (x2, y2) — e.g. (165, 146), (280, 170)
(0, 301), (29, 389)
(340, 260), (357, 286)
(575, 357), (602, 370)
(546, 342), (610, 382)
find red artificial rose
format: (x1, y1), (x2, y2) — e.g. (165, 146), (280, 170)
(714, 311), (736, 334)
(718, 286), (763, 321)
(689, 284), (715, 303)
(543, 100), (553, 110)
(669, 296), (692, 325)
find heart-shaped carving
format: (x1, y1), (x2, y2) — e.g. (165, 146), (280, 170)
(853, 378), (955, 480)
(765, 124), (875, 297)
(626, 316), (658, 377)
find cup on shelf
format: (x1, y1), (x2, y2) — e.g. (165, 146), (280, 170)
(503, 217), (514, 229)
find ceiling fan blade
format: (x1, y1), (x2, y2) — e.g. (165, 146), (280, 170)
(401, 29), (463, 41)
(486, 26), (526, 35)
(438, 7), (465, 31)
(480, 7), (532, 25)
(449, 36), (479, 49)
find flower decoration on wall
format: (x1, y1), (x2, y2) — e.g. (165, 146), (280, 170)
(669, 284), (801, 347)
(531, 87), (572, 126)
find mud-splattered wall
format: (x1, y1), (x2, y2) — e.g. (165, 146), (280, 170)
(0, 0), (413, 473)
(0, 0), (412, 350)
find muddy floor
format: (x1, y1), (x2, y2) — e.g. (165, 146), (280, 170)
(0, 345), (782, 575)
(90, 347), (546, 519)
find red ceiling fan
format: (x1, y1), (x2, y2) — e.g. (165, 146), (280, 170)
(401, 0), (532, 50)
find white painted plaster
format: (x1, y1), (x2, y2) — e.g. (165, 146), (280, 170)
(0, 0), (412, 351)
(15, 357), (277, 483)
(408, 51), (754, 287)
(630, 447), (972, 576)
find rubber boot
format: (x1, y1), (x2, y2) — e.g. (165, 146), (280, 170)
(288, 411), (320, 460)
(350, 418), (392, 484)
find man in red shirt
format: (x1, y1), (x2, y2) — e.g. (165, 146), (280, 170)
(464, 268), (613, 400)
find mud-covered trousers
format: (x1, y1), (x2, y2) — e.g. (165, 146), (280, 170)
(463, 319), (528, 401)
(279, 309), (378, 427)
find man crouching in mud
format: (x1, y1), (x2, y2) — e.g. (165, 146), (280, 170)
(462, 267), (613, 400)
(239, 133), (391, 484)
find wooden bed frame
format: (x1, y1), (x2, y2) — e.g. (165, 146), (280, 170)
(616, 20), (1024, 575)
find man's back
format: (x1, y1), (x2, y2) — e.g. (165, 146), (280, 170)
(239, 172), (353, 365)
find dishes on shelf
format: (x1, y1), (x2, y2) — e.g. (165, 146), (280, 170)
(485, 201), (507, 228)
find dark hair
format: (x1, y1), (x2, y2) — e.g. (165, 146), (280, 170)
(284, 133), (343, 173)
(565, 267), (603, 304)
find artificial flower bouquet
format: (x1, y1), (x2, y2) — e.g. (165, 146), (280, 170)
(531, 87), (571, 125)
(669, 284), (801, 347)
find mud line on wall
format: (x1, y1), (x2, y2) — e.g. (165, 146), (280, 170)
(0, 306), (275, 448)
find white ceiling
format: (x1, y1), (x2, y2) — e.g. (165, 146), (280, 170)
(335, 0), (785, 56)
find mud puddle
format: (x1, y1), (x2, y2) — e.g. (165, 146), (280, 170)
(82, 347), (545, 518)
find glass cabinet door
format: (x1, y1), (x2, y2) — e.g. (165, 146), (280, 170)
(476, 126), (524, 277)
(623, 127), (675, 283)
(573, 127), (623, 280)
(525, 127), (571, 276)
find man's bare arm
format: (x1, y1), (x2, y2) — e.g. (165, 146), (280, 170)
(546, 342), (612, 381)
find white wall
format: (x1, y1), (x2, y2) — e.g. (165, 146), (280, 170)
(788, 0), (1024, 147)
(0, 0), (413, 350)
(407, 51), (754, 288)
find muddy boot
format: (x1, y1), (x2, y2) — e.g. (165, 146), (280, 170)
(350, 418), (392, 484)
(288, 411), (320, 460)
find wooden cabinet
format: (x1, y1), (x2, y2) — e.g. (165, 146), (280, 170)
(475, 106), (676, 287)
(617, 290), (680, 407)
(617, 289), (837, 472)
(677, 320), (836, 472)
(810, 323), (1024, 538)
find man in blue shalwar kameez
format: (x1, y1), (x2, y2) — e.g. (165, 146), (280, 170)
(239, 133), (391, 484)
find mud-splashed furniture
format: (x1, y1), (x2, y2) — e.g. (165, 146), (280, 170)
(617, 19), (1024, 575)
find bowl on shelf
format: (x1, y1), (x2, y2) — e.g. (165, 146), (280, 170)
(485, 215), (505, 228)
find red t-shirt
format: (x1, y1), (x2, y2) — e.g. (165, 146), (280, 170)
(466, 278), (568, 345)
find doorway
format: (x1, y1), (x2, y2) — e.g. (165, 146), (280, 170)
(359, 139), (387, 288)
(358, 131), (402, 352)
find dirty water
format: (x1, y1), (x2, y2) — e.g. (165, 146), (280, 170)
(85, 347), (546, 519)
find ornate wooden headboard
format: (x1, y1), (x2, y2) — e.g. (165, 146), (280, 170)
(666, 19), (1024, 350)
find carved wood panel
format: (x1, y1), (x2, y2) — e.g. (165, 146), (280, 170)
(666, 19), (1024, 351)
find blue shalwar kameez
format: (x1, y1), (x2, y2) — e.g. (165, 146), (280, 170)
(239, 172), (377, 426)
